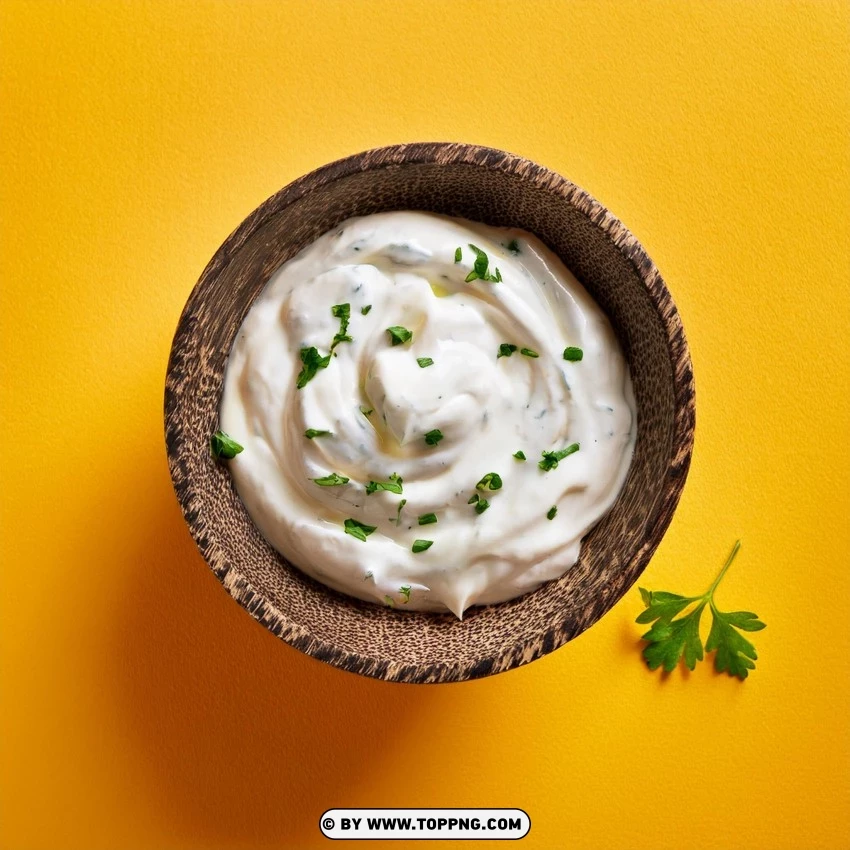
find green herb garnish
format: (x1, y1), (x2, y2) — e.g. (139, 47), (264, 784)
(384, 595), (395, 607)
(520, 348), (539, 358)
(474, 498), (490, 514)
(296, 346), (331, 389)
(400, 585), (412, 603)
(343, 518), (377, 542)
(416, 357), (434, 368)
(468, 493), (480, 504)
(475, 472), (503, 491)
(637, 541), (765, 679)
(547, 505), (557, 520)
(210, 430), (244, 459)
(506, 238), (520, 254)
(365, 472), (403, 495)
(466, 244), (502, 283)
(539, 443), (580, 471)
(454, 247), (462, 263)
(412, 539), (433, 553)
(497, 343), (518, 358)
(304, 429), (333, 439)
(424, 429), (444, 446)
(387, 326), (413, 346)
(361, 304), (372, 315)
(312, 472), (350, 486)
(563, 346), (583, 362)
(418, 512), (438, 525)
(330, 303), (352, 351)
(513, 450), (526, 461)
(360, 405), (373, 416)
(390, 498), (407, 526)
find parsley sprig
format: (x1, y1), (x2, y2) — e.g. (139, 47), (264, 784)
(211, 430), (244, 459)
(637, 541), (766, 679)
(539, 443), (580, 471)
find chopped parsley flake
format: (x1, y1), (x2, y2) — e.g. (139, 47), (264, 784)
(418, 512), (438, 525)
(476, 472), (503, 491)
(520, 348), (539, 358)
(412, 539), (433, 553)
(498, 343), (518, 358)
(210, 430), (243, 459)
(513, 450), (526, 460)
(474, 498), (490, 515)
(387, 325), (413, 346)
(468, 493), (480, 504)
(454, 247), (462, 263)
(384, 595), (395, 607)
(365, 472), (403, 495)
(563, 346), (583, 362)
(466, 244), (502, 283)
(539, 443), (580, 471)
(390, 498), (407, 526)
(330, 303), (352, 351)
(312, 472), (350, 486)
(416, 357), (434, 368)
(343, 518), (377, 542)
(360, 405), (373, 416)
(424, 429), (444, 446)
(361, 304), (372, 315)
(547, 505), (558, 520)
(296, 346), (331, 388)
(506, 238), (520, 254)
(304, 429), (333, 439)
(399, 585), (412, 603)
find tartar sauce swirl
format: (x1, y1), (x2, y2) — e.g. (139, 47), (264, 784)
(220, 212), (635, 617)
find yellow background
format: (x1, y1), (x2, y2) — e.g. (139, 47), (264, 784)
(2, 1), (849, 848)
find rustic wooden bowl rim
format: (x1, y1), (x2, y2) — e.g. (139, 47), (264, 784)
(165, 142), (695, 683)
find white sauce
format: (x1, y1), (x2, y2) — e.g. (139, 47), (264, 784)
(220, 212), (635, 617)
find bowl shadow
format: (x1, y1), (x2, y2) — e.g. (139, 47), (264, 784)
(109, 461), (430, 848)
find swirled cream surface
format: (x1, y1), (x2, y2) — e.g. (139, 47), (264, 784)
(220, 212), (635, 617)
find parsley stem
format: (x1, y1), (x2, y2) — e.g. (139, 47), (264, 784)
(705, 539), (742, 599)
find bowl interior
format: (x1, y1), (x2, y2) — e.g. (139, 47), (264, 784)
(165, 144), (694, 683)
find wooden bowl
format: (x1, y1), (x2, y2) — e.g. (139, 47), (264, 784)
(165, 143), (695, 683)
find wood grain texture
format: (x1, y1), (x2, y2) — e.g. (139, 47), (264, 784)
(164, 142), (695, 683)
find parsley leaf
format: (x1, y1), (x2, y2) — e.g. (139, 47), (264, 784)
(465, 244), (502, 283)
(360, 405), (373, 416)
(412, 539), (433, 553)
(304, 429), (332, 439)
(361, 304), (372, 315)
(416, 357), (434, 368)
(343, 518), (377, 542)
(520, 348), (539, 358)
(476, 472), (503, 491)
(296, 346), (331, 389)
(390, 498), (407, 526)
(312, 472), (350, 486)
(498, 343), (518, 358)
(506, 238), (520, 254)
(365, 472), (403, 495)
(563, 346), (583, 362)
(210, 430), (243, 459)
(418, 512), (437, 525)
(399, 585), (412, 603)
(474, 498), (490, 514)
(454, 247), (462, 263)
(330, 303), (352, 351)
(637, 541), (766, 679)
(547, 505), (557, 520)
(424, 429), (443, 446)
(538, 443), (580, 471)
(387, 326), (413, 346)
(513, 450), (526, 461)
